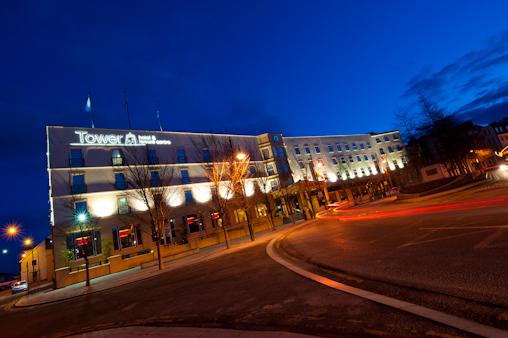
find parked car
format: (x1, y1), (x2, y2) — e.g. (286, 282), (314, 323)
(11, 280), (28, 294)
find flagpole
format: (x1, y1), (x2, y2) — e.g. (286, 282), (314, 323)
(86, 91), (95, 128)
(156, 105), (163, 131)
(123, 89), (131, 129)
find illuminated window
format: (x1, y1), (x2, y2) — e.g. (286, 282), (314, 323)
(70, 149), (84, 167)
(294, 147), (301, 155)
(186, 214), (202, 233)
(262, 148), (270, 160)
(360, 143), (365, 150)
(180, 169), (190, 184)
(279, 147), (286, 158)
(151, 171), (161, 186)
(115, 172), (126, 190)
(256, 204), (268, 217)
(234, 208), (248, 223)
(336, 144), (342, 152)
(304, 146), (311, 154)
(353, 169), (358, 177)
(117, 197), (129, 214)
(314, 146), (321, 153)
(379, 148), (385, 155)
(328, 145), (334, 152)
(112, 225), (142, 250)
(388, 146), (394, 153)
(267, 163), (275, 176)
(371, 154), (376, 160)
(72, 174), (87, 194)
(177, 149), (187, 163)
(367, 142), (372, 149)
(348, 155), (354, 163)
(147, 149), (158, 164)
(111, 149), (124, 166)
(352, 143), (357, 150)
(340, 156), (346, 164)
(331, 157), (338, 165)
(361, 167), (366, 175)
(66, 230), (101, 259)
(272, 146), (278, 158)
(273, 135), (280, 142)
(316, 159), (324, 166)
(363, 155), (368, 161)
(74, 200), (88, 214)
(368, 167), (373, 174)
(270, 179), (279, 190)
(356, 155), (361, 161)
(344, 144), (350, 151)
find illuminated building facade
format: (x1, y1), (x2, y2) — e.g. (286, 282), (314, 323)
(46, 126), (405, 287)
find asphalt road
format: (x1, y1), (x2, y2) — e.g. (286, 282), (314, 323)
(282, 181), (508, 330)
(0, 236), (471, 337)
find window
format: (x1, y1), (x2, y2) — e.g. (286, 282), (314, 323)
(352, 143), (357, 150)
(363, 155), (368, 161)
(185, 214), (202, 233)
(304, 146), (311, 154)
(384, 136), (390, 141)
(151, 171), (161, 186)
(356, 155), (361, 161)
(115, 172), (126, 190)
(118, 197), (129, 214)
(337, 144), (342, 152)
(273, 135), (280, 142)
(294, 147), (301, 155)
(267, 163), (275, 176)
(368, 167), (373, 174)
(262, 148), (270, 160)
(353, 169), (358, 177)
(331, 157), (338, 165)
(234, 208), (248, 223)
(112, 149), (123, 166)
(177, 149), (187, 163)
(314, 146), (321, 153)
(340, 156), (346, 164)
(348, 155), (354, 163)
(278, 147), (286, 158)
(402, 156), (407, 165)
(298, 161), (305, 169)
(371, 154), (376, 160)
(113, 225), (142, 250)
(367, 142), (372, 149)
(388, 146), (394, 153)
(393, 161), (399, 169)
(203, 149), (211, 162)
(344, 144), (350, 151)
(276, 162), (282, 175)
(147, 149), (158, 165)
(184, 190), (193, 204)
(376, 138), (381, 143)
(328, 145), (334, 152)
(180, 169), (190, 184)
(379, 148), (385, 155)
(256, 204), (268, 218)
(396, 144), (402, 151)
(316, 159), (324, 167)
(360, 143), (365, 150)
(70, 149), (84, 167)
(393, 134), (399, 140)
(249, 166), (257, 175)
(66, 230), (101, 259)
(361, 168), (366, 175)
(270, 180), (279, 190)
(72, 174), (86, 194)
(74, 200), (87, 214)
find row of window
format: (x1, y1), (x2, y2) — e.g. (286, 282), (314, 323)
(379, 144), (403, 155)
(294, 141), (373, 156)
(70, 148), (213, 168)
(375, 134), (399, 143)
(297, 153), (378, 169)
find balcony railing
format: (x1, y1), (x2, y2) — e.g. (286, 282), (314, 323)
(71, 184), (87, 194)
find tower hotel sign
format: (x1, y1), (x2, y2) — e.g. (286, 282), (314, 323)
(71, 130), (172, 147)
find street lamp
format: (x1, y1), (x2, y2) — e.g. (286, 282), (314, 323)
(23, 238), (33, 247)
(77, 212), (88, 223)
(5, 224), (19, 238)
(235, 151), (247, 161)
(1, 249), (7, 254)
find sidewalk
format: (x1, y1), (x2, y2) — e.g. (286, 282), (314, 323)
(69, 326), (317, 337)
(15, 221), (308, 308)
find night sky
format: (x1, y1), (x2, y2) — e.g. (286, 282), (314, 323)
(2, 0), (508, 273)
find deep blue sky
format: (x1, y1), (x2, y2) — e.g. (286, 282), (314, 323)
(2, 0), (508, 273)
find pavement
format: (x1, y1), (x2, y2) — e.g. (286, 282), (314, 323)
(69, 326), (318, 337)
(279, 180), (508, 330)
(14, 223), (303, 308)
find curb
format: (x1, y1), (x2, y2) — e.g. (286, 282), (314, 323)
(398, 179), (490, 201)
(266, 234), (508, 338)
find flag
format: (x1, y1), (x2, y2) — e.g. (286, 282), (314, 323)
(85, 92), (95, 128)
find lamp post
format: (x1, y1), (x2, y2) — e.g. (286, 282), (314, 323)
(22, 238), (34, 292)
(76, 212), (91, 286)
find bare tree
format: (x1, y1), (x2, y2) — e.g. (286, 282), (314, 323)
(124, 150), (174, 270)
(254, 164), (276, 231)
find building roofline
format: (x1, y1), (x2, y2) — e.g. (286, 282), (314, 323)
(46, 125), (260, 138)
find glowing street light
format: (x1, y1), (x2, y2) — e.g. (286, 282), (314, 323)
(235, 152), (247, 161)
(1, 249), (7, 254)
(77, 212), (88, 223)
(21, 253), (27, 258)
(23, 238), (33, 247)
(5, 224), (19, 238)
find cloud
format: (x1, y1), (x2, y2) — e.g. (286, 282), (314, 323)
(403, 31), (508, 123)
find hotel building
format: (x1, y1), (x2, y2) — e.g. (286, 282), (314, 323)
(46, 126), (406, 287)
